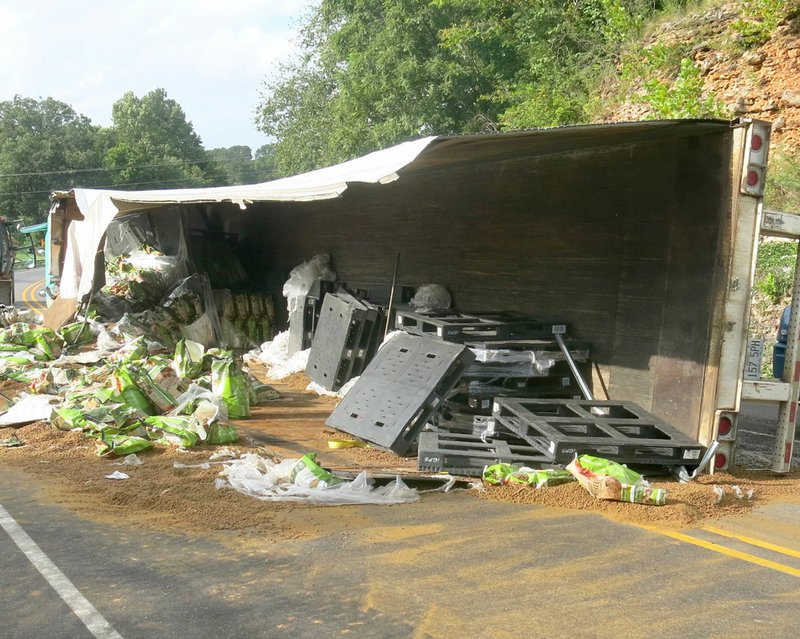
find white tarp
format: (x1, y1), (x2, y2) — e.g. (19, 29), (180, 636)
(56, 136), (437, 299)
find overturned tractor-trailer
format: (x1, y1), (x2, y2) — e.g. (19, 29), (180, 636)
(47, 118), (792, 471)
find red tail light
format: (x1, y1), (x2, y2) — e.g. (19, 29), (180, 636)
(718, 416), (733, 437)
(714, 452), (727, 469)
(741, 121), (770, 196)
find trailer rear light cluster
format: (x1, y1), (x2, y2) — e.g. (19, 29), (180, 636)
(713, 441), (734, 471)
(717, 411), (737, 440)
(740, 121), (771, 196)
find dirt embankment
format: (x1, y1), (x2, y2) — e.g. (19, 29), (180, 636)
(603, 3), (800, 155)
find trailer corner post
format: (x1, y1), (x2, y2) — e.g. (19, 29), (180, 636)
(771, 244), (800, 472)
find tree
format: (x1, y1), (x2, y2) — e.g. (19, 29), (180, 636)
(0, 96), (107, 224)
(253, 144), (277, 183)
(256, 0), (667, 175)
(257, 0), (515, 175)
(206, 145), (277, 185)
(103, 88), (211, 190)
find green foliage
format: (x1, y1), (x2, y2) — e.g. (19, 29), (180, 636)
(256, 0), (671, 175)
(731, 0), (798, 48)
(765, 153), (800, 213)
(104, 89), (211, 190)
(620, 42), (691, 87)
(0, 96), (108, 224)
(0, 90), (277, 221)
(206, 145), (277, 185)
(755, 241), (797, 303)
(641, 58), (728, 118)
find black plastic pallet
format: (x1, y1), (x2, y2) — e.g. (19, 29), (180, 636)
(428, 412), (495, 437)
(447, 383), (582, 415)
(464, 339), (591, 379)
(450, 346), (593, 414)
(306, 291), (381, 391)
(493, 398), (705, 466)
(417, 431), (554, 476)
(287, 280), (334, 354)
(326, 333), (475, 455)
(395, 310), (567, 343)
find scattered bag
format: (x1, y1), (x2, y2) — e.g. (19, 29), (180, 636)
(144, 415), (201, 448)
(173, 339), (205, 379)
(110, 366), (155, 415)
(58, 322), (95, 347)
(210, 356), (250, 419)
(0, 324), (63, 360)
(290, 453), (341, 488)
(483, 464), (576, 488)
(96, 433), (154, 457)
(566, 454), (666, 506)
(206, 421), (239, 445)
(0, 393), (59, 426)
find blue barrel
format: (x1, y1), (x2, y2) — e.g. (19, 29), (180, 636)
(774, 306), (792, 378)
(774, 341), (787, 379)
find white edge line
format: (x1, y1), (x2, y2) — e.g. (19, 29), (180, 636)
(0, 504), (124, 639)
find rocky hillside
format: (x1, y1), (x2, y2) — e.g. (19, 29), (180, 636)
(603, 2), (800, 160)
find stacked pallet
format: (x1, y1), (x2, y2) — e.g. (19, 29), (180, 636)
(305, 290), (383, 392)
(318, 305), (706, 476)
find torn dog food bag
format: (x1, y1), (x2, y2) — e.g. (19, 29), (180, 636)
(210, 356), (251, 419)
(566, 454), (666, 505)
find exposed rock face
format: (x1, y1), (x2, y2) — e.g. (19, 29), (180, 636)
(603, 3), (800, 154)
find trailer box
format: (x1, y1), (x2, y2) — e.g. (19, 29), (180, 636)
(48, 119), (773, 463)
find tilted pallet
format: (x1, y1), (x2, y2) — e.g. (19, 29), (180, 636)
(326, 333), (475, 455)
(417, 431), (554, 476)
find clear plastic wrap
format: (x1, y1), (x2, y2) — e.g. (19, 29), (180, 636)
(247, 330), (310, 380)
(218, 453), (420, 505)
(466, 346), (590, 378)
(282, 254), (336, 312)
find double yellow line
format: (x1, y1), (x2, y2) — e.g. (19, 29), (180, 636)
(641, 523), (800, 578)
(20, 279), (46, 315)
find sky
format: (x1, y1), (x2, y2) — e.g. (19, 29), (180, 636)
(0, 0), (312, 151)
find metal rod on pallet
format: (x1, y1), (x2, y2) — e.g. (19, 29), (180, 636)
(383, 253), (401, 339)
(555, 333), (594, 401)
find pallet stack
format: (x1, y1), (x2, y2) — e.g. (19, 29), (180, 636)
(288, 280), (335, 355)
(418, 398), (706, 476)
(319, 305), (706, 476)
(306, 290), (383, 392)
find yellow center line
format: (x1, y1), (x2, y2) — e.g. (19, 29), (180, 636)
(20, 279), (45, 313)
(702, 525), (800, 560)
(20, 281), (35, 308)
(639, 525), (800, 578)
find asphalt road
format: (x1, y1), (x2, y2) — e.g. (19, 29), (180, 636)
(1, 463), (799, 639)
(13, 266), (46, 313)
